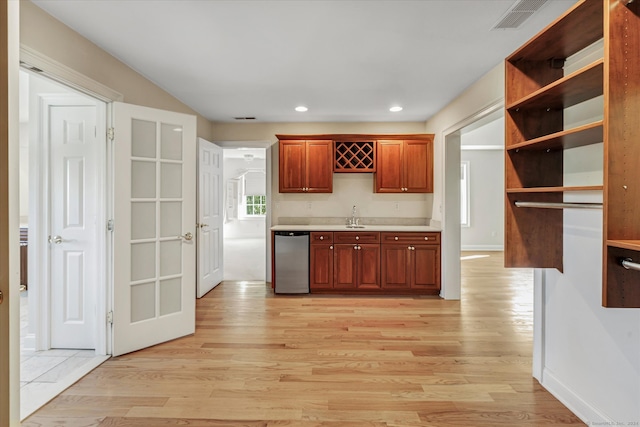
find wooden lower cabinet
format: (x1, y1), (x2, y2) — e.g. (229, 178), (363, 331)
(380, 232), (441, 293)
(380, 244), (411, 289)
(333, 243), (380, 290)
(310, 232), (334, 291)
(308, 230), (440, 294)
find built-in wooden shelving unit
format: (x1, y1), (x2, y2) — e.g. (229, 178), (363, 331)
(504, 0), (640, 307)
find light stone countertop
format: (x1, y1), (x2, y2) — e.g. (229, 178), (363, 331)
(270, 224), (441, 232)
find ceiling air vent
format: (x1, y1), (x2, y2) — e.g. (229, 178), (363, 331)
(234, 117), (256, 120)
(492, 0), (549, 30)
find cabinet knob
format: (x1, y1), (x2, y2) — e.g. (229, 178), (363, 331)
(424, 237), (429, 241)
(394, 236), (398, 240)
(354, 245), (358, 250)
(408, 246), (412, 250)
(358, 245), (362, 250)
(355, 236), (359, 240)
(319, 236), (324, 240)
(330, 245), (333, 250)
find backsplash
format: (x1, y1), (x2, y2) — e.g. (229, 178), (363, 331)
(277, 216), (431, 226)
(271, 173), (434, 222)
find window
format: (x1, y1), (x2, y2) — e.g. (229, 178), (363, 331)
(461, 161), (470, 227)
(245, 195), (266, 216)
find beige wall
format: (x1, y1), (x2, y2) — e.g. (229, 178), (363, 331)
(211, 122), (432, 225)
(20, 1), (214, 140)
(425, 63), (505, 224)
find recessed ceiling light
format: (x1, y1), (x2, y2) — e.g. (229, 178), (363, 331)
(295, 106), (308, 112)
(389, 106), (403, 112)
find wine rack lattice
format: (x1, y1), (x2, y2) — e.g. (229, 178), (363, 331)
(334, 141), (376, 172)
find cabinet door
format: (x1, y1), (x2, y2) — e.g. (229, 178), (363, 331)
(357, 244), (380, 289)
(310, 244), (333, 290)
(375, 140), (403, 193)
(411, 245), (440, 291)
(334, 244), (358, 289)
(306, 140), (333, 193)
(381, 244), (411, 289)
(404, 140), (433, 193)
(279, 140), (306, 192)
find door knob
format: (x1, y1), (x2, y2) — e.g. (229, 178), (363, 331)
(48, 235), (63, 244)
(198, 223), (209, 228)
(180, 232), (193, 241)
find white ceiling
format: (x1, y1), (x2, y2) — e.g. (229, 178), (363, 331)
(32, 0), (578, 123)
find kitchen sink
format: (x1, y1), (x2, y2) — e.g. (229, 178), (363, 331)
(345, 225), (366, 229)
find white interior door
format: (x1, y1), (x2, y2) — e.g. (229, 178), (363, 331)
(49, 101), (98, 349)
(197, 138), (223, 298)
(112, 101), (196, 357)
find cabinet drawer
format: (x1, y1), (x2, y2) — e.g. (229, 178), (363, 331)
(311, 232), (333, 244)
(381, 232), (440, 245)
(334, 231), (380, 244)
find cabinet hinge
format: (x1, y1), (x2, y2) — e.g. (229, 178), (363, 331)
(107, 311), (113, 325)
(107, 127), (115, 141)
(107, 219), (115, 232)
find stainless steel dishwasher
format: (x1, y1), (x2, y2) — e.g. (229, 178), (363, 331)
(274, 231), (310, 294)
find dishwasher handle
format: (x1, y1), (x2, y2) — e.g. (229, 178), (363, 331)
(274, 231), (310, 237)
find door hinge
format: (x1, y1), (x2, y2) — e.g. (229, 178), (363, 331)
(107, 127), (115, 141)
(107, 311), (113, 325)
(107, 219), (114, 231)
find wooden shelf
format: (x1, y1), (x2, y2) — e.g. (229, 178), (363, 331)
(607, 240), (640, 252)
(507, 60), (604, 112)
(507, 0), (603, 62)
(507, 185), (603, 194)
(507, 121), (603, 151)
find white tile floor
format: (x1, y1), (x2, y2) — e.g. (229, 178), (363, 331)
(20, 291), (109, 420)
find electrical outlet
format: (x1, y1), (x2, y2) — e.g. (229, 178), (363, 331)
(394, 202), (400, 210)
(491, 231), (497, 237)
(307, 201), (312, 210)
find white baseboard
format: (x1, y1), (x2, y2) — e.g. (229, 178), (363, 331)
(460, 245), (504, 251)
(542, 368), (613, 425)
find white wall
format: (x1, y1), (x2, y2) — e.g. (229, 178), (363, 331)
(460, 117), (504, 250)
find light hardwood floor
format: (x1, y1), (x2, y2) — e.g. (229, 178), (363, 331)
(22, 252), (584, 426)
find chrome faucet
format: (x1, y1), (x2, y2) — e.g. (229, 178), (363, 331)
(350, 205), (358, 226)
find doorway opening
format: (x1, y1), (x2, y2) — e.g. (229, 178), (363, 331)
(222, 147), (267, 281)
(18, 69), (109, 420)
(442, 101), (503, 300)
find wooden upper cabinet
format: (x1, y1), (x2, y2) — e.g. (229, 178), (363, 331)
(278, 139), (333, 193)
(306, 140), (333, 192)
(279, 140), (306, 192)
(375, 139), (433, 193)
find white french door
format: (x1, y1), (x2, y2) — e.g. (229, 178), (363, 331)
(197, 138), (223, 298)
(112, 102), (196, 357)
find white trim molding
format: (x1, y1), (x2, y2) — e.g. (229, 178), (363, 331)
(20, 45), (123, 102)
